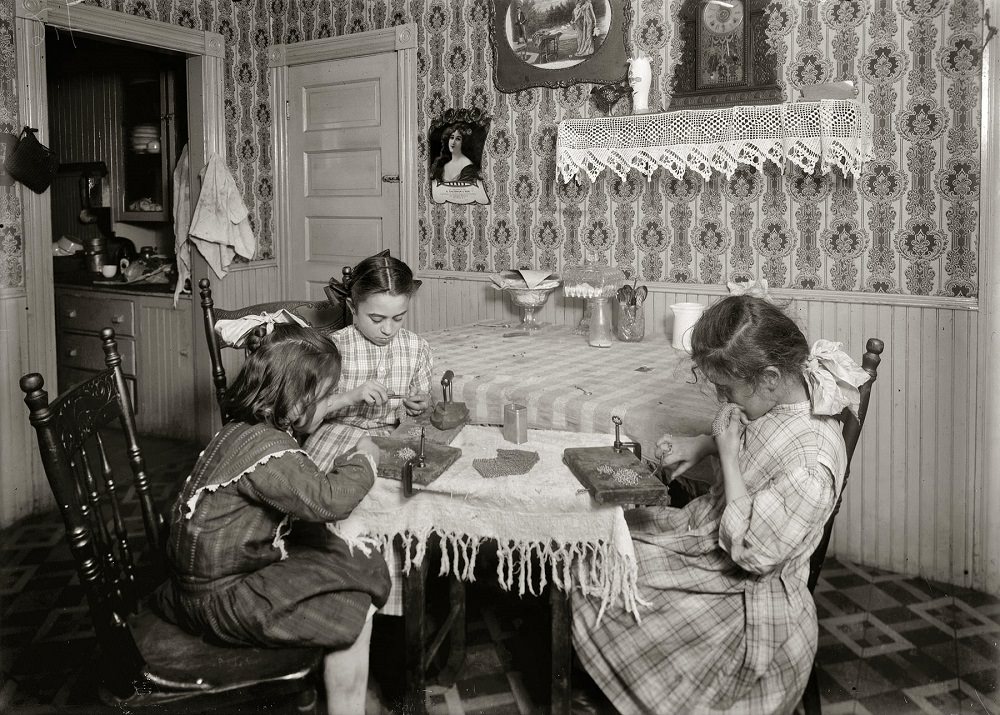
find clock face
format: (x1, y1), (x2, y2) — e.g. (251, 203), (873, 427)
(701, 0), (745, 36)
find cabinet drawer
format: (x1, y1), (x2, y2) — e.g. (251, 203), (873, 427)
(57, 293), (135, 336)
(58, 367), (138, 416)
(57, 332), (136, 375)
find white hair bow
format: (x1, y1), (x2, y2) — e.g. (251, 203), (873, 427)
(215, 309), (309, 349)
(727, 278), (772, 302)
(803, 340), (871, 417)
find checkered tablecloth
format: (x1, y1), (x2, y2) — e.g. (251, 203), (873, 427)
(424, 323), (719, 459)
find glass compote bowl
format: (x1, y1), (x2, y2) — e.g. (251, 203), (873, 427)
(507, 284), (560, 332)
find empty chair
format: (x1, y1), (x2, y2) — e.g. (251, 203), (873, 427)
(20, 328), (323, 711)
(198, 277), (350, 420)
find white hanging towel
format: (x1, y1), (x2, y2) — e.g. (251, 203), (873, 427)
(172, 144), (191, 307)
(186, 152), (257, 282)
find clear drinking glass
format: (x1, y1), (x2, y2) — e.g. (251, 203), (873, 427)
(588, 297), (613, 348)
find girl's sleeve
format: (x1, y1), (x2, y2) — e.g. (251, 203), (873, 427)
(238, 449), (376, 522)
(410, 337), (433, 394)
(718, 464), (836, 576)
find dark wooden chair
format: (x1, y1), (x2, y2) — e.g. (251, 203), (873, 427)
(20, 328), (323, 712)
(198, 277), (351, 421)
(802, 337), (883, 714)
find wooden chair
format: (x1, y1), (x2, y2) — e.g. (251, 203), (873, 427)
(20, 328), (323, 712)
(801, 337), (884, 715)
(198, 277), (350, 420)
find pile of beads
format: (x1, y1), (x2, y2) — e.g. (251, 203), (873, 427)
(396, 447), (417, 461)
(596, 464), (641, 486)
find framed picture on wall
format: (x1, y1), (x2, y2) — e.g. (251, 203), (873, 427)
(491, 0), (631, 92)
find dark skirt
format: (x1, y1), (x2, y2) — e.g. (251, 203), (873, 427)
(156, 530), (390, 650)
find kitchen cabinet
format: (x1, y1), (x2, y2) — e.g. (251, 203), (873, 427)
(55, 286), (196, 441)
(117, 69), (180, 223)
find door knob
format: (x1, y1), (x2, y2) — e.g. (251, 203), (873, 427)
(381, 175), (400, 183)
(67, 348), (79, 357)
(66, 309), (77, 318)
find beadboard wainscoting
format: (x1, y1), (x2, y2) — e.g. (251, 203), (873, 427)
(414, 272), (985, 592)
(0, 292), (56, 526)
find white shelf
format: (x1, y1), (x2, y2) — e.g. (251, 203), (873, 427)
(556, 99), (874, 183)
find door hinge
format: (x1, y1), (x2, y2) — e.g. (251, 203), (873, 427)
(381, 175), (400, 183)
(285, 100), (290, 121)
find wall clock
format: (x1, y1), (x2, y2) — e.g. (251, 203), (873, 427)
(671, 0), (780, 109)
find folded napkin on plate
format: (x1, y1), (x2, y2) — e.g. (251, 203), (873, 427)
(489, 269), (561, 290)
(473, 449), (540, 478)
(215, 309), (308, 348)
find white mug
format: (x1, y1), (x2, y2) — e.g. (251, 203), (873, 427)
(101, 264), (117, 279)
(670, 302), (706, 352)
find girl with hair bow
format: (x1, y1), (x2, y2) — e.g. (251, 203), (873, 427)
(571, 295), (871, 714)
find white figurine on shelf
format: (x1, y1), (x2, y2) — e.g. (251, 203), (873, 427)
(628, 56), (652, 114)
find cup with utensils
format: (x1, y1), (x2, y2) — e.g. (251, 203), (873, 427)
(616, 279), (648, 342)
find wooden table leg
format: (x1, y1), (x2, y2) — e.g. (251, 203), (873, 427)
(403, 558), (428, 715)
(549, 585), (572, 715)
(428, 575), (466, 687)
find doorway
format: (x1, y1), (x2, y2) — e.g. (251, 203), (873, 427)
(13, 1), (226, 449)
(270, 24), (419, 313)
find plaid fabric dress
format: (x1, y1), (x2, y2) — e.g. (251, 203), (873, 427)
(305, 325), (433, 472)
(155, 422), (391, 649)
(572, 401), (846, 715)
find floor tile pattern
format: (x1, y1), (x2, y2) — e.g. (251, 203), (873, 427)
(1, 432), (997, 714)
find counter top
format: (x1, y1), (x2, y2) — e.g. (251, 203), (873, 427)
(55, 274), (190, 300)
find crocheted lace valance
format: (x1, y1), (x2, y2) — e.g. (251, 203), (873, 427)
(556, 100), (874, 183)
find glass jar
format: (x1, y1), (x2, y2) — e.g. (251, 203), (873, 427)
(588, 297), (613, 348)
(563, 263), (626, 337)
(617, 303), (645, 342)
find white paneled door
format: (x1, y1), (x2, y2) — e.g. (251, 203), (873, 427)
(285, 52), (400, 300)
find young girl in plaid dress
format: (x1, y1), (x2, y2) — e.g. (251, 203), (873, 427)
(305, 253), (432, 472)
(572, 295), (870, 714)
(156, 325), (390, 715)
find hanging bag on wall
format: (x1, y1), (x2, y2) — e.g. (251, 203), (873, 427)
(3, 126), (59, 194)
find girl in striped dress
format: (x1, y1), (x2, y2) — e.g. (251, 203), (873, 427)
(571, 295), (871, 714)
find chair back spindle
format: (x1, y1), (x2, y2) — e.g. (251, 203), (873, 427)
(20, 338), (149, 697)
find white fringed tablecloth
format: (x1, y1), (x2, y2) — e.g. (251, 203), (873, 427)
(556, 99), (874, 183)
(332, 425), (641, 625)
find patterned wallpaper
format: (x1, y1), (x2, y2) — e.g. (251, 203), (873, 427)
(0, 0), (985, 297)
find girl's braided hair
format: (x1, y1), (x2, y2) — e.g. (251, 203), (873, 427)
(344, 251), (421, 305)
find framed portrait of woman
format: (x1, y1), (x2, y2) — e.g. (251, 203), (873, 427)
(428, 109), (491, 206)
(491, 0), (631, 92)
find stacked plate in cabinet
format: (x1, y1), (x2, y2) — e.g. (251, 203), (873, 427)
(129, 123), (160, 154)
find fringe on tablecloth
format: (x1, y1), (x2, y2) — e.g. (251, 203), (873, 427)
(334, 526), (645, 626)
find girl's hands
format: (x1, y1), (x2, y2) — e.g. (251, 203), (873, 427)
(350, 380), (389, 407)
(714, 404), (749, 459)
(402, 390), (431, 417)
(655, 434), (716, 479)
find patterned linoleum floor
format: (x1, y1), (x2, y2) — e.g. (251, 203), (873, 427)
(1, 432), (997, 714)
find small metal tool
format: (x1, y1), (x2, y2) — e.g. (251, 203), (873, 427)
(611, 415), (642, 461)
(430, 369), (470, 430)
(402, 427), (428, 499)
